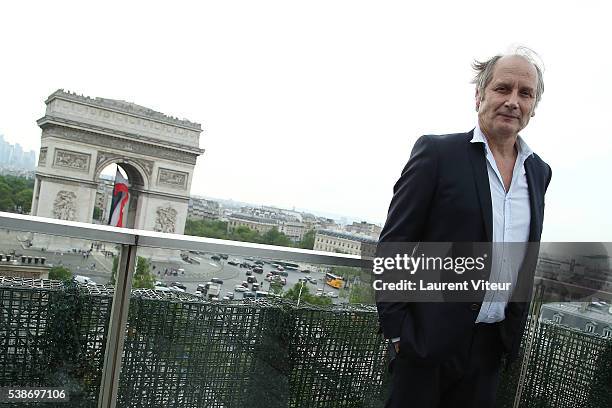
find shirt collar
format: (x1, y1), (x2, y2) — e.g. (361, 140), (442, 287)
(470, 123), (533, 160)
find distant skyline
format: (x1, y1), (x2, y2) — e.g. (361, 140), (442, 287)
(0, 134), (36, 170)
(1, 1), (611, 241)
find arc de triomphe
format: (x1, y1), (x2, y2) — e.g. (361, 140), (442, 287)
(31, 90), (203, 254)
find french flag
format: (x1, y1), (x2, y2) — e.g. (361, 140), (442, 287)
(108, 169), (130, 227)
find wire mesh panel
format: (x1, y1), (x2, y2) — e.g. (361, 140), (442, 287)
(287, 305), (387, 408)
(515, 321), (612, 408)
(1, 278), (611, 408)
(120, 296), (257, 406)
(0, 277), (113, 407)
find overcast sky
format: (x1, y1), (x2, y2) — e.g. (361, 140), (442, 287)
(1, 1), (611, 241)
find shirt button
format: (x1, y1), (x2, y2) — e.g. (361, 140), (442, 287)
(471, 303), (480, 311)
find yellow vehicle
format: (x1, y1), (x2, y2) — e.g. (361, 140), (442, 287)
(325, 273), (344, 289)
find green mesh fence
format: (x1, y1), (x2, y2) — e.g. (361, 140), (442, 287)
(1, 277), (610, 408)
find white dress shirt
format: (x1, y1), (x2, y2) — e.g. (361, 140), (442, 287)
(471, 124), (532, 323)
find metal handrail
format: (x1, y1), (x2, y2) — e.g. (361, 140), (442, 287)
(0, 212), (367, 268)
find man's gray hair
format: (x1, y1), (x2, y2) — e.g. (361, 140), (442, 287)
(472, 46), (545, 108)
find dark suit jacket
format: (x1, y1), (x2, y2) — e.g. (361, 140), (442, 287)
(376, 130), (552, 363)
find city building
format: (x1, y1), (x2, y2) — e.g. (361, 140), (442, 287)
(540, 302), (612, 337)
(314, 230), (377, 257)
(278, 221), (307, 242)
(0, 134), (36, 171)
(188, 197), (221, 220)
(344, 221), (382, 239)
(227, 213), (278, 235)
(94, 177), (115, 224)
(0, 255), (50, 279)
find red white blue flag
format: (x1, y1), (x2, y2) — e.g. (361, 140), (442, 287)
(108, 169), (129, 227)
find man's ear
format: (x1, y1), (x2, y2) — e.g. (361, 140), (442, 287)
(475, 89), (481, 112)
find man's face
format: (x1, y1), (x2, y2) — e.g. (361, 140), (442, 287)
(476, 56), (538, 139)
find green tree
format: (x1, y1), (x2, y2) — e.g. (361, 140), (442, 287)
(261, 227), (293, 247)
(298, 229), (315, 249)
(48, 266), (73, 282)
(283, 282), (332, 306)
(269, 279), (284, 295)
(133, 257), (155, 289)
(230, 225), (262, 243)
(348, 283), (375, 304)
(0, 195), (14, 211)
(14, 189), (33, 213)
(0, 175), (34, 213)
(109, 256), (119, 285)
(109, 255), (154, 289)
(184, 219), (230, 239)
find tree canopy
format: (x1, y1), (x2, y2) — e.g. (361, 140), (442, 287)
(185, 218), (316, 250)
(0, 175), (34, 213)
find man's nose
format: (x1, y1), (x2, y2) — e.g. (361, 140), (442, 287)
(505, 91), (520, 109)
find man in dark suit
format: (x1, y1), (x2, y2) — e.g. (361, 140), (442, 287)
(376, 50), (552, 408)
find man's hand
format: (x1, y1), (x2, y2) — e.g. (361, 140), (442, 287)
(393, 342), (400, 354)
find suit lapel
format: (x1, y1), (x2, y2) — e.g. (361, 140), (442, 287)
(467, 135), (493, 242)
(524, 156), (542, 242)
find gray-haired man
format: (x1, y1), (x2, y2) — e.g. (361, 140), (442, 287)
(376, 49), (551, 408)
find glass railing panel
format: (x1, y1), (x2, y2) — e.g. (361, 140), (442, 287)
(0, 226), (120, 406)
(114, 245), (384, 408)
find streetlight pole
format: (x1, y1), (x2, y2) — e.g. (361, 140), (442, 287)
(296, 280), (305, 307)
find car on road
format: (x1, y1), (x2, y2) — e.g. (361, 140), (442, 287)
(243, 292), (255, 299)
(234, 285), (248, 293)
(247, 276), (258, 284)
(246, 270), (253, 276)
(211, 278), (224, 285)
(268, 276), (286, 285)
(300, 269), (311, 274)
(255, 290), (269, 299)
(252, 283), (260, 291)
(254, 260), (264, 266)
(171, 282), (187, 291)
(241, 281), (249, 288)
(207, 284), (221, 298)
(327, 291), (338, 298)
(225, 292), (234, 300)
(278, 271), (289, 277)
(220, 254), (228, 260)
(276, 265), (285, 272)
(228, 260), (239, 266)
(253, 266), (263, 274)
(74, 275), (96, 285)
(211, 255), (221, 261)
(155, 281), (168, 287)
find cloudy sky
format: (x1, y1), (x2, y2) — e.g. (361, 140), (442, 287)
(1, 1), (610, 241)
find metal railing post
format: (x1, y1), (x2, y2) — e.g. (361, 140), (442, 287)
(98, 239), (138, 408)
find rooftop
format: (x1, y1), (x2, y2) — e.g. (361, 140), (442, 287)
(317, 229), (378, 244)
(46, 89), (202, 130)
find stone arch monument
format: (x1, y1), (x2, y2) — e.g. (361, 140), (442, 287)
(31, 90), (203, 253)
